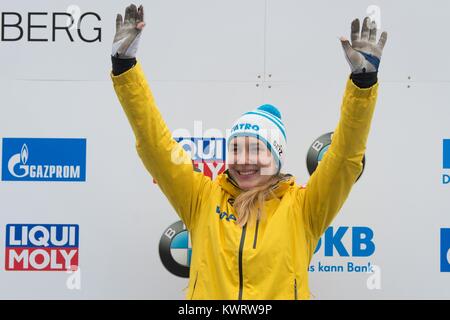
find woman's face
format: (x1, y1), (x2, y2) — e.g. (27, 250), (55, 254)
(227, 136), (278, 191)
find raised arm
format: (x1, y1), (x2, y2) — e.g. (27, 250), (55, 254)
(298, 17), (388, 242)
(111, 4), (211, 230)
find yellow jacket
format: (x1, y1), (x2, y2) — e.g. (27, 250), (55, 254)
(112, 62), (378, 300)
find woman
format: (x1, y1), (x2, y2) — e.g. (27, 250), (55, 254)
(111, 4), (387, 300)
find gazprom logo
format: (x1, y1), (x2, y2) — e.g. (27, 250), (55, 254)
(1, 138), (86, 182)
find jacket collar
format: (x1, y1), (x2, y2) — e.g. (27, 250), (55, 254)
(218, 169), (296, 199)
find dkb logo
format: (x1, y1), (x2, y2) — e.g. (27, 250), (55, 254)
(314, 226), (375, 257)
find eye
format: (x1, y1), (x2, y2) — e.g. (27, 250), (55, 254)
(230, 144), (239, 153)
(253, 143), (264, 154)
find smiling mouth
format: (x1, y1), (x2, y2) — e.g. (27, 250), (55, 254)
(237, 169), (259, 176)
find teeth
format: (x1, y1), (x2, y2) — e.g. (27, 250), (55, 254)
(239, 170), (257, 176)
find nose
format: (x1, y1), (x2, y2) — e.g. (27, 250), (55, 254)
(235, 148), (247, 165)
(246, 148), (259, 165)
(237, 146), (258, 165)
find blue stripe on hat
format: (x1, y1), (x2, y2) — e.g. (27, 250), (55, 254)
(243, 111), (287, 141)
(258, 104), (282, 119)
(256, 109), (285, 128)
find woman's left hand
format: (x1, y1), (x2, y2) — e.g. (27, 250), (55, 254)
(340, 17), (388, 74)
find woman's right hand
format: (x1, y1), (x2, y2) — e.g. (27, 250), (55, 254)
(112, 4), (145, 59)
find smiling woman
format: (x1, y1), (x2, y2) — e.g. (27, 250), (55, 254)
(111, 3), (387, 299)
(226, 105), (289, 226)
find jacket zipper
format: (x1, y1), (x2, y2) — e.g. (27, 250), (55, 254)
(294, 278), (298, 300)
(253, 219), (260, 249)
(238, 224), (247, 300)
(190, 271), (198, 300)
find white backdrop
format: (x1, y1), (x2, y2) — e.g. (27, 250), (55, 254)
(0, 0), (449, 299)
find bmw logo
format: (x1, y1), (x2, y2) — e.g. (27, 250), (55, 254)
(306, 132), (366, 182)
(159, 221), (191, 278)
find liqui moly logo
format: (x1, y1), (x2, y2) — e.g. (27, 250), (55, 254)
(175, 137), (226, 180)
(5, 224), (79, 271)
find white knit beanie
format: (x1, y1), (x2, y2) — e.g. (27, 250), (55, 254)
(227, 104), (287, 172)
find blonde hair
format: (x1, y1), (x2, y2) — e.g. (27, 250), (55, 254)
(234, 173), (288, 227)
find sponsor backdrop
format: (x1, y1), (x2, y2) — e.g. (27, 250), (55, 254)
(0, 0), (449, 299)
